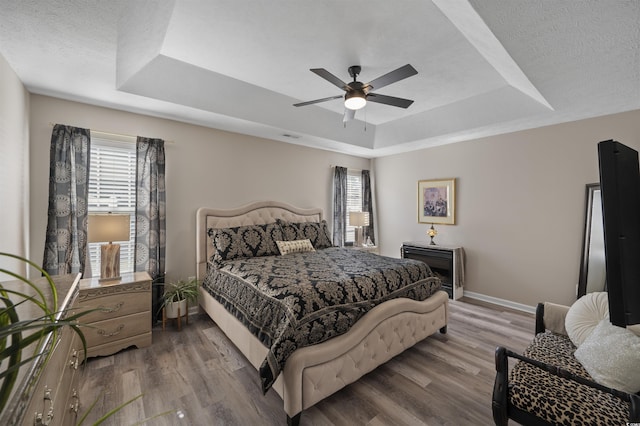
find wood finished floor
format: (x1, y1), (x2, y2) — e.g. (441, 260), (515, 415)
(77, 299), (534, 425)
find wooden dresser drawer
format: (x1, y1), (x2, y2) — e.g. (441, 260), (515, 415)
(0, 274), (81, 425)
(79, 291), (151, 323)
(21, 320), (79, 426)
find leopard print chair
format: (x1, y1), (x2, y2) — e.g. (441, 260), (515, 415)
(492, 303), (640, 425)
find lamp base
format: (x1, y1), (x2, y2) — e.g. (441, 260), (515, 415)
(100, 243), (121, 281)
(355, 227), (365, 247)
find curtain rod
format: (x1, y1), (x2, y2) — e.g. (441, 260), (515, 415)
(330, 165), (363, 172)
(48, 122), (175, 144)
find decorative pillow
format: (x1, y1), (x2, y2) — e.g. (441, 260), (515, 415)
(207, 222), (283, 266)
(574, 318), (640, 393)
(276, 239), (315, 255)
(277, 219), (333, 249)
(565, 292), (609, 347)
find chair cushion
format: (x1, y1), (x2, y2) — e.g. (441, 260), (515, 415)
(508, 331), (629, 425)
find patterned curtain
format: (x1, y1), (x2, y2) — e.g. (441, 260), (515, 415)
(362, 169), (375, 245)
(332, 166), (347, 247)
(134, 137), (166, 280)
(42, 124), (91, 275)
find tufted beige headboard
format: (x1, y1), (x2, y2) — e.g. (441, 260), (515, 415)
(196, 201), (323, 280)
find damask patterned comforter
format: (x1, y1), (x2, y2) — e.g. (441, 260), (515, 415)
(201, 247), (441, 393)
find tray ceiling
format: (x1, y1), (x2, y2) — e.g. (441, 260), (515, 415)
(0, 0), (638, 157)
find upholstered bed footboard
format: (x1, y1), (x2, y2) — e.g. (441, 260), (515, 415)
(200, 287), (449, 422)
(282, 290), (449, 416)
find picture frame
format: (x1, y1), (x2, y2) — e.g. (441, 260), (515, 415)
(418, 178), (456, 225)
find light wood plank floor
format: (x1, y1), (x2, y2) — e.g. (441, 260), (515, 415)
(77, 299), (534, 425)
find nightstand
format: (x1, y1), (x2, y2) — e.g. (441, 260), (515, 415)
(78, 271), (152, 358)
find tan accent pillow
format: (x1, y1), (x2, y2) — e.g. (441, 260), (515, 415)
(276, 239), (315, 255)
(565, 292), (609, 347)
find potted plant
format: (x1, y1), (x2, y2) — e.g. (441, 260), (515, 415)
(160, 278), (199, 319)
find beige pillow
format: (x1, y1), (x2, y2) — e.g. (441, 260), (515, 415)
(565, 292), (609, 347)
(276, 239), (315, 255)
(575, 318), (640, 393)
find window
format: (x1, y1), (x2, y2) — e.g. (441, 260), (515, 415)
(87, 135), (136, 276)
(345, 169), (362, 244)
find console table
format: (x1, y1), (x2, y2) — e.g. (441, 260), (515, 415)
(401, 242), (465, 300)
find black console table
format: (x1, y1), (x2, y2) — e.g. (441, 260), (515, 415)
(401, 242), (464, 300)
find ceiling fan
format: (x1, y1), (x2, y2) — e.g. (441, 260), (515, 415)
(293, 64), (418, 122)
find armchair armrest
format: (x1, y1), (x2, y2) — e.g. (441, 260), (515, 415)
(535, 302), (570, 335)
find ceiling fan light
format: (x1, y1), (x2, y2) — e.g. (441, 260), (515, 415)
(344, 91), (366, 110)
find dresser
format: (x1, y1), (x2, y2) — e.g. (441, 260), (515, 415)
(401, 242), (465, 300)
(78, 272), (152, 358)
(0, 273), (82, 426)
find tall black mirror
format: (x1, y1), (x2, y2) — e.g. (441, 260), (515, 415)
(577, 183), (606, 297)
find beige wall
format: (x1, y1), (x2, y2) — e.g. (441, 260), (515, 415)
(29, 95), (370, 282)
(20, 93), (640, 309)
(0, 52), (30, 275)
(375, 109), (640, 308)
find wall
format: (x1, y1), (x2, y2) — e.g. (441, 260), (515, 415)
(375, 109), (640, 308)
(0, 52), (30, 276)
(29, 95), (370, 282)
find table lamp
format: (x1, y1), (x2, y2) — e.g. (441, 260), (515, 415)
(349, 211), (370, 247)
(427, 224), (438, 245)
(88, 213), (130, 281)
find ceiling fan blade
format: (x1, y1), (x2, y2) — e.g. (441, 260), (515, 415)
(343, 108), (355, 123)
(294, 94), (343, 107)
(310, 68), (349, 91)
(367, 93), (414, 109)
(365, 64), (418, 91)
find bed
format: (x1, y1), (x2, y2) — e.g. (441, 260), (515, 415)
(196, 201), (449, 425)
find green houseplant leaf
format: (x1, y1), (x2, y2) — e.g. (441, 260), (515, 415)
(157, 278), (199, 315)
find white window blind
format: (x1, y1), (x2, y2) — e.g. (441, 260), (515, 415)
(345, 169), (363, 244)
(88, 136), (136, 276)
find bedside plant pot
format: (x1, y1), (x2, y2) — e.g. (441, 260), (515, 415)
(165, 299), (187, 319)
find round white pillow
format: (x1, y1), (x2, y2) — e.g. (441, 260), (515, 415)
(565, 292), (609, 347)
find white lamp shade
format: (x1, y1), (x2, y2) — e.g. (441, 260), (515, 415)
(88, 214), (130, 243)
(349, 211), (370, 227)
(344, 92), (367, 110)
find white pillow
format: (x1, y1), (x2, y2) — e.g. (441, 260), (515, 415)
(276, 239), (315, 255)
(565, 292), (609, 347)
(574, 318), (640, 393)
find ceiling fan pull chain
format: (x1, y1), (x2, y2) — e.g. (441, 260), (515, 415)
(364, 108), (367, 132)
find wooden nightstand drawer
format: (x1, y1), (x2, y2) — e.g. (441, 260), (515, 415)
(81, 311), (151, 348)
(79, 291), (151, 323)
(78, 272), (152, 358)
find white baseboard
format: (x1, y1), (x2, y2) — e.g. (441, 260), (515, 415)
(462, 291), (536, 314)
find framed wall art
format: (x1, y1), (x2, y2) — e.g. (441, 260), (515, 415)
(418, 178), (456, 225)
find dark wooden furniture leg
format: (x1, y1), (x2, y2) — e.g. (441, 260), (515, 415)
(287, 413), (301, 426)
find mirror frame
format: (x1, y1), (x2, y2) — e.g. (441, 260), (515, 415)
(577, 183), (606, 298)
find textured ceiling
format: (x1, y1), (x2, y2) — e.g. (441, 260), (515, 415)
(0, 0), (638, 157)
